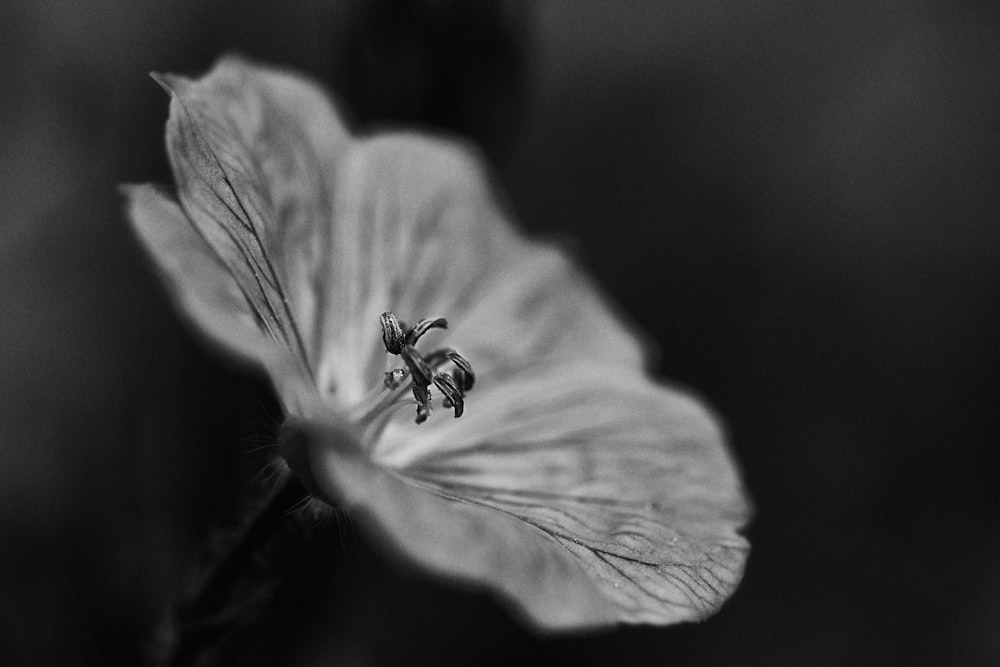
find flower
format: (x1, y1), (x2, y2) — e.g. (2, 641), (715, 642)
(123, 56), (750, 630)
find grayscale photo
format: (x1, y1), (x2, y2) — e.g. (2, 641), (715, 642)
(1, 1), (997, 665)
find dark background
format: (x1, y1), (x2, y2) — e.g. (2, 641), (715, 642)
(2, 1), (998, 664)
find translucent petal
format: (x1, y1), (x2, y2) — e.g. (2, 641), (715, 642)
(123, 183), (276, 365)
(313, 134), (647, 407)
(301, 359), (750, 627)
(297, 421), (616, 630)
(157, 55), (351, 376)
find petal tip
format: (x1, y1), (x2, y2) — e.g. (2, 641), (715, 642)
(149, 71), (180, 96)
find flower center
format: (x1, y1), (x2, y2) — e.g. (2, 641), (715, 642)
(355, 312), (475, 435)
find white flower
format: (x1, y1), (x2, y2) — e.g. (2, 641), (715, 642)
(123, 56), (750, 630)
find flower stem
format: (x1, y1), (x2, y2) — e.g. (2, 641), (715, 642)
(152, 470), (313, 667)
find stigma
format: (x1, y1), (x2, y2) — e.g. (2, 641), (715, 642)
(379, 311), (475, 424)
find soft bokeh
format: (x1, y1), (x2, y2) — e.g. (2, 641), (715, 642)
(2, 1), (998, 664)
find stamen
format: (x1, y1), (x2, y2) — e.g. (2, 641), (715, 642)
(367, 313), (475, 427)
(425, 348), (475, 392)
(400, 345), (433, 387)
(444, 349), (475, 392)
(412, 384), (431, 424)
(406, 317), (448, 346)
(380, 312), (404, 355)
(432, 372), (464, 418)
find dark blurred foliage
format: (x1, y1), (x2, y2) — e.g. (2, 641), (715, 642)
(2, 0), (999, 665)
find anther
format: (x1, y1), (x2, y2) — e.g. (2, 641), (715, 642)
(380, 312), (405, 355)
(412, 384), (431, 424)
(425, 348), (475, 392)
(432, 372), (464, 418)
(444, 349), (475, 392)
(374, 313), (475, 425)
(406, 317), (448, 346)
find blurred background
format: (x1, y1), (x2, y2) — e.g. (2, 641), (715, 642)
(2, 0), (998, 664)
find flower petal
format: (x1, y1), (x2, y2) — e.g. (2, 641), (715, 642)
(312, 134), (647, 407)
(157, 55), (351, 376)
(323, 361), (749, 627)
(294, 421), (616, 630)
(123, 183), (276, 365)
